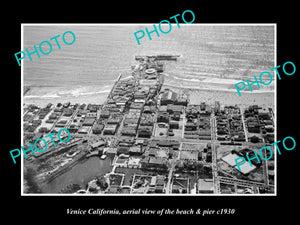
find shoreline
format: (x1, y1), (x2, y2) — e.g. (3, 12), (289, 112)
(163, 83), (275, 94)
(24, 84), (275, 109)
(23, 94), (109, 107)
(162, 84), (275, 109)
(23, 85), (111, 107)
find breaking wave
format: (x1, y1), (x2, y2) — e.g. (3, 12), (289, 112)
(24, 86), (112, 100)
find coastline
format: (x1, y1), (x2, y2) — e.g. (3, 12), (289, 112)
(24, 84), (275, 110)
(24, 94), (109, 107)
(23, 85), (111, 107)
(23, 74), (275, 109)
(162, 84), (275, 108)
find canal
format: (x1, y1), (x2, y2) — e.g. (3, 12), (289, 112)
(41, 156), (113, 193)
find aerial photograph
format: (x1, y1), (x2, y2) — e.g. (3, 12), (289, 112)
(22, 24), (275, 195)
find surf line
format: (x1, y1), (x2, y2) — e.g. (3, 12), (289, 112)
(235, 61), (296, 97)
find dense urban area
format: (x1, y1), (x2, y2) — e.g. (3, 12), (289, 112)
(23, 55), (275, 194)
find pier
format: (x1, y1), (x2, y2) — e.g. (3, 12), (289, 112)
(135, 54), (181, 61)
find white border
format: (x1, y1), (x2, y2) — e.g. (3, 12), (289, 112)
(21, 23), (277, 196)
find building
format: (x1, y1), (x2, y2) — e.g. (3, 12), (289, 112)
(115, 157), (128, 167)
(185, 122), (197, 131)
(77, 109), (88, 117)
(127, 157), (141, 169)
(107, 115), (122, 124)
(161, 90), (177, 105)
(78, 127), (89, 134)
(197, 179), (214, 193)
(206, 152), (212, 162)
(180, 151), (198, 161)
(167, 104), (184, 114)
(68, 124), (79, 133)
(159, 105), (168, 112)
(129, 145), (143, 156)
(198, 130), (211, 136)
(221, 152), (256, 175)
(121, 127), (137, 136)
(100, 110), (110, 119)
(82, 118), (95, 126)
(143, 106), (152, 113)
(140, 156), (150, 169)
(215, 101), (220, 113)
(258, 108), (270, 120)
(148, 157), (168, 170)
(105, 147), (117, 158)
(118, 137), (135, 146)
(90, 140), (106, 149)
(138, 126), (153, 138)
(134, 91), (147, 99)
(150, 176), (157, 187)
(148, 148), (158, 157)
(169, 121), (179, 129)
(86, 112), (97, 118)
(103, 124), (118, 135)
(140, 114), (154, 126)
(92, 124), (104, 134)
(248, 123), (260, 133)
(172, 178), (189, 193)
(157, 112), (169, 123)
(117, 146), (130, 156)
(141, 156), (168, 171)
(155, 175), (165, 193)
(88, 105), (98, 113)
(175, 97), (188, 106)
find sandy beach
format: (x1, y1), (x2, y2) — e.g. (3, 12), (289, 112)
(23, 91), (110, 107)
(163, 84), (275, 109)
(24, 83), (275, 109)
(23, 85), (111, 107)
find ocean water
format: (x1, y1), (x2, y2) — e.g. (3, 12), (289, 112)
(23, 24), (275, 105)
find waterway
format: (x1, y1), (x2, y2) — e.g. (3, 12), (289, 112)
(41, 156), (112, 193)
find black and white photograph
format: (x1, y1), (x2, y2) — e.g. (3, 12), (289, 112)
(21, 24), (276, 195)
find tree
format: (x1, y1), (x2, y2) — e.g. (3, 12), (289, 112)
(96, 175), (108, 190)
(23, 167), (42, 193)
(250, 136), (259, 143)
(60, 184), (81, 193)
